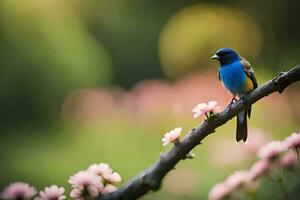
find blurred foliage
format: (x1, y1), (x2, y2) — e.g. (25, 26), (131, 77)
(0, 0), (300, 199)
(0, 0), (112, 127)
(1, 0), (300, 128)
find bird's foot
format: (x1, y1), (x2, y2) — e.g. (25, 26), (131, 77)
(240, 96), (248, 105)
(229, 96), (238, 108)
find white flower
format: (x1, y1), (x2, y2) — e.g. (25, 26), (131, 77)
(102, 172), (122, 184)
(224, 171), (250, 191)
(249, 160), (270, 181)
(283, 132), (300, 149)
(162, 127), (182, 146)
(192, 101), (220, 118)
(208, 183), (230, 200)
(257, 141), (285, 160)
(280, 151), (297, 169)
(87, 163), (113, 176)
(68, 171), (103, 199)
(1, 182), (37, 200)
(39, 185), (65, 200)
(101, 184), (117, 195)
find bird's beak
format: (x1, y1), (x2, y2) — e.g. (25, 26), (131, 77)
(210, 54), (219, 60)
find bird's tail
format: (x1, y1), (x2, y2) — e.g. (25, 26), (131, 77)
(236, 107), (249, 142)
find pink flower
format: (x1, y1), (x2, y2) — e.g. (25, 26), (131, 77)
(280, 151), (297, 169)
(101, 184), (117, 195)
(257, 141), (285, 160)
(209, 171), (250, 200)
(68, 171), (103, 199)
(102, 172), (122, 184)
(39, 185), (65, 200)
(224, 171), (250, 191)
(162, 127), (182, 146)
(87, 163), (113, 176)
(244, 128), (271, 154)
(1, 182), (37, 200)
(70, 188), (87, 200)
(208, 183), (231, 200)
(249, 160), (270, 181)
(283, 132), (300, 149)
(192, 101), (220, 118)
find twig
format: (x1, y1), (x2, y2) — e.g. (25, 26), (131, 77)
(97, 65), (300, 200)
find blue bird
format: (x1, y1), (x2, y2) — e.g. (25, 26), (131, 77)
(211, 48), (258, 142)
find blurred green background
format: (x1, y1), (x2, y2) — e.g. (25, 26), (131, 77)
(0, 0), (300, 199)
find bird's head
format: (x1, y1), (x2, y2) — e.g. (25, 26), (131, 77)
(211, 48), (240, 65)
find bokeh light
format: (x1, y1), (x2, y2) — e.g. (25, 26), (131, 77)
(159, 4), (263, 78)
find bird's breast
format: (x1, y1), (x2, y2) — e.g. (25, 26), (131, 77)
(219, 61), (247, 96)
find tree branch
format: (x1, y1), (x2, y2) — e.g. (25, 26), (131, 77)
(97, 65), (300, 200)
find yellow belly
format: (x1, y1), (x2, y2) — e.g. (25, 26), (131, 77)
(244, 76), (254, 93)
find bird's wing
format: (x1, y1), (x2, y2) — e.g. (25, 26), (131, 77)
(240, 57), (258, 118)
(217, 69), (221, 81)
(241, 57), (258, 89)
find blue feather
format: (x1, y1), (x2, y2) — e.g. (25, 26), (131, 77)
(219, 60), (247, 97)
